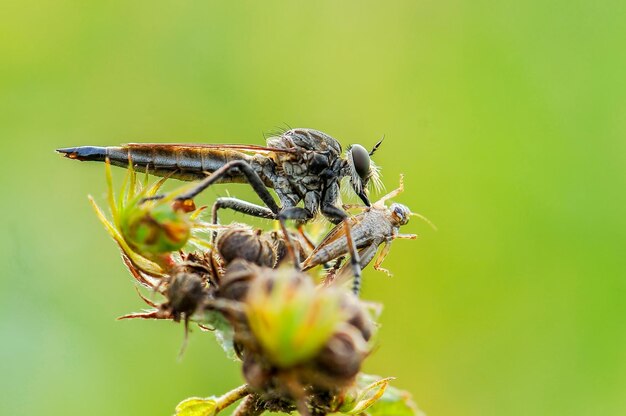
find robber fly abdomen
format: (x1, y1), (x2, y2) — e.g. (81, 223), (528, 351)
(58, 144), (262, 183)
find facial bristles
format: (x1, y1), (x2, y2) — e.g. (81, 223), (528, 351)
(369, 160), (384, 193)
(410, 211), (438, 231)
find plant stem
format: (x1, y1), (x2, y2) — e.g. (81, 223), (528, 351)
(232, 394), (264, 416)
(216, 384), (251, 413)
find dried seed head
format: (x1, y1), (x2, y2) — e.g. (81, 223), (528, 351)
(217, 226), (281, 268)
(215, 262), (376, 406)
(217, 260), (259, 302)
(165, 272), (209, 321)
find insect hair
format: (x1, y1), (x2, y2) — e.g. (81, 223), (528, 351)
(263, 123), (294, 139)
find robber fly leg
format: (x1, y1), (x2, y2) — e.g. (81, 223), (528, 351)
(278, 207), (315, 269)
(320, 204), (363, 296)
(211, 197), (274, 241)
(176, 160), (281, 211)
(376, 174), (405, 206)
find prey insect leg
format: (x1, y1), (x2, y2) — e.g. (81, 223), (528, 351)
(296, 226), (317, 252)
(342, 204), (368, 211)
(376, 174), (405, 206)
(322, 256), (344, 287)
(373, 239), (393, 277)
(334, 241), (379, 285)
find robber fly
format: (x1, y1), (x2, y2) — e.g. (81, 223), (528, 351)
(58, 128), (383, 290)
(57, 128), (382, 223)
(301, 175), (435, 293)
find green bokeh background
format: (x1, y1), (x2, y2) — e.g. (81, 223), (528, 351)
(1, 1), (625, 415)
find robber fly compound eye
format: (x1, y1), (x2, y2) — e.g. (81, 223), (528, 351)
(350, 144), (371, 180)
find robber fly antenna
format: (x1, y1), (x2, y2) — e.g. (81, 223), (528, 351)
(370, 136), (384, 156)
(410, 211), (438, 231)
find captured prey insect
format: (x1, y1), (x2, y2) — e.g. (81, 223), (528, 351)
(57, 128), (384, 291)
(301, 175), (435, 293)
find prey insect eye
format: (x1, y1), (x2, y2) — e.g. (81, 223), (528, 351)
(391, 203), (411, 225)
(350, 144), (371, 179)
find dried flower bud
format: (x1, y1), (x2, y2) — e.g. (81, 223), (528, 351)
(121, 202), (191, 255)
(90, 160), (210, 277)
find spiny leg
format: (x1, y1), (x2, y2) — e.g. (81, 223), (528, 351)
(168, 159), (304, 268)
(278, 207), (315, 268)
(211, 197), (274, 241)
(176, 160), (280, 212)
(321, 204), (362, 295)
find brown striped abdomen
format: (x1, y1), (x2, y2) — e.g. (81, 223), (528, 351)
(57, 144), (255, 182)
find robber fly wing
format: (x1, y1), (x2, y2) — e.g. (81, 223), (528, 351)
(125, 143), (297, 155)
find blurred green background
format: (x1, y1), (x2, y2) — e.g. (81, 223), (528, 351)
(1, 1), (625, 415)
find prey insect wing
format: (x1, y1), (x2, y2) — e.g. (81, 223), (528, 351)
(301, 216), (361, 269)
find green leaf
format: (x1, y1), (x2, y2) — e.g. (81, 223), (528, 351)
(174, 397), (218, 416)
(195, 310), (238, 360)
(339, 376), (392, 414)
(357, 374), (425, 416)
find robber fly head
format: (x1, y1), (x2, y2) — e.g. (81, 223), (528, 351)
(345, 138), (384, 207)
